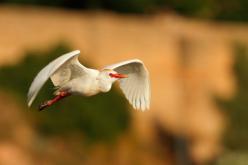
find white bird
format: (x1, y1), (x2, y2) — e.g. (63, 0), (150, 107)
(27, 50), (150, 111)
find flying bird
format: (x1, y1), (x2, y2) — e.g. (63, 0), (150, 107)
(27, 50), (150, 111)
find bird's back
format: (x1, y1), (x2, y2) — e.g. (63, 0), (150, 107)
(57, 68), (101, 96)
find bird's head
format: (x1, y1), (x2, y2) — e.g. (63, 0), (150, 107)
(101, 69), (128, 80)
(98, 69), (128, 92)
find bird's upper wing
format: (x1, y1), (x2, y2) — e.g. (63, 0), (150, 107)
(27, 50), (89, 107)
(103, 59), (150, 111)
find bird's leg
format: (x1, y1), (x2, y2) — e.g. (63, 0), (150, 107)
(38, 91), (71, 111)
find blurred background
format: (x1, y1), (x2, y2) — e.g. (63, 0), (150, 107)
(0, 0), (248, 165)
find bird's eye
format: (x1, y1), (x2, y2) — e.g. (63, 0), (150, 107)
(109, 73), (114, 77)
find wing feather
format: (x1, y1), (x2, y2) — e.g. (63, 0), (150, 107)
(136, 90), (141, 109)
(133, 89), (138, 109)
(27, 50), (87, 107)
(104, 59), (150, 111)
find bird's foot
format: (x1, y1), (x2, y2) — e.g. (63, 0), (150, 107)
(38, 91), (71, 111)
(38, 101), (50, 111)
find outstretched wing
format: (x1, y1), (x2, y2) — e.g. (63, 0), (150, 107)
(104, 59), (150, 111)
(27, 50), (88, 107)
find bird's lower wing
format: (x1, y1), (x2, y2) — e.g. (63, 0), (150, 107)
(27, 50), (81, 107)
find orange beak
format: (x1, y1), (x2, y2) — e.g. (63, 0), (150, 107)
(110, 73), (128, 78)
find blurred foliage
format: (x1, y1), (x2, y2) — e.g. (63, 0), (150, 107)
(1, 0), (248, 21)
(217, 151), (248, 165)
(217, 44), (248, 151)
(0, 43), (130, 143)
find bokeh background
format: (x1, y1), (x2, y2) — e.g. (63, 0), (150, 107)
(0, 0), (248, 165)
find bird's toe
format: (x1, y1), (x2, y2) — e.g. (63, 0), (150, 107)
(38, 102), (48, 111)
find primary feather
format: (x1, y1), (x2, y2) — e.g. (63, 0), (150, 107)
(103, 59), (151, 111)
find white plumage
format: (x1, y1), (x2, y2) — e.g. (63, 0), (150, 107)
(27, 50), (151, 111)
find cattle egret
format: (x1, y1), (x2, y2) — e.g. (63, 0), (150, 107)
(27, 50), (150, 111)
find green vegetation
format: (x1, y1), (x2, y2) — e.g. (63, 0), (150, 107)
(217, 44), (248, 150)
(1, 0), (248, 21)
(0, 43), (130, 143)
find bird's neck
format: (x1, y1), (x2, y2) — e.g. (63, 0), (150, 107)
(97, 77), (113, 93)
(99, 81), (112, 93)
